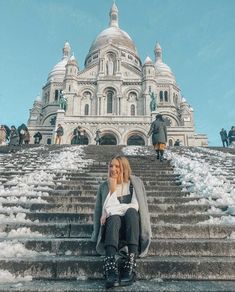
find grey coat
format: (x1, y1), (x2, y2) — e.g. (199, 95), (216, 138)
(91, 175), (152, 257)
(148, 120), (167, 145)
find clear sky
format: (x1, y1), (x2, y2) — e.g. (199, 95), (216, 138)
(0, 0), (234, 146)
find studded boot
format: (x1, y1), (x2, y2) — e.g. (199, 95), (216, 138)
(103, 256), (119, 289)
(159, 150), (164, 162)
(120, 253), (137, 286)
(155, 149), (159, 159)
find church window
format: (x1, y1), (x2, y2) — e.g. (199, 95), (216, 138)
(160, 91), (163, 102)
(173, 94), (178, 105)
(164, 91), (168, 102)
(68, 85), (71, 92)
(107, 91), (113, 113)
(148, 69), (151, 74)
(149, 86), (151, 92)
(85, 104), (89, 115)
(169, 139), (173, 146)
(55, 90), (59, 101)
(131, 104), (135, 116)
(128, 55), (133, 60)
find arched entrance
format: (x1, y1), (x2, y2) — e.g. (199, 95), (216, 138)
(127, 135), (145, 146)
(101, 134), (117, 145)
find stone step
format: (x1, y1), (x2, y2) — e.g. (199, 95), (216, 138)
(53, 180), (182, 187)
(56, 173), (180, 180)
(2, 202), (226, 214)
(1, 279), (235, 292)
(22, 212), (221, 224)
(7, 238), (235, 257)
(0, 256), (234, 280)
(29, 195), (201, 205)
(54, 185), (183, 192)
(2, 223), (235, 239)
(44, 189), (190, 197)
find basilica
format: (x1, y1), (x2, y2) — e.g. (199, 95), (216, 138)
(28, 3), (208, 146)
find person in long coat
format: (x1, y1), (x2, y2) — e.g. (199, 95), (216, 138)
(219, 128), (228, 147)
(9, 126), (19, 146)
(91, 155), (151, 289)
(148, 114), (167, 161)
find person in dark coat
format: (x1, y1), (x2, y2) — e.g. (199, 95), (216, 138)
(220, 128), (228, 147)
(228, 126), (235, 145)
(94, 129), (102, 145)
(91, 155), (151, 289)
(148, 114), (167, 161)
(33, 132), (42, 144)
(71, 126), (81, 145)
(174, 139), (180, 146)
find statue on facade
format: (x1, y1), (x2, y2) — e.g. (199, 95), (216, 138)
(150, 91), (157, 111)
(59, 91), (68, 111)
(106, 56), (114, 75)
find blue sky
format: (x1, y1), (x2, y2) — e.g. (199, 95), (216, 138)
(0, 0), (234, 146)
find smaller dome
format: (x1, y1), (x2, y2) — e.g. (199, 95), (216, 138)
(67, 54), (78, 66)
(47, 57), (69, 82)
(144, 56), (153, 64)
(47, 42), (72, 82)
(155, 61), (173, 74)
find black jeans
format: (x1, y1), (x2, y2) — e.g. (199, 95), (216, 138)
(104, 208), (140, 252)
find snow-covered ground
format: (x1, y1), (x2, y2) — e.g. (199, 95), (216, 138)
(123, 146), (235, 225)
(0, 145), (94, 283)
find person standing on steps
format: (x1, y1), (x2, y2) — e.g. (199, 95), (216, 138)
(219, 128), (228, 147)
(148, 113), (167, 161)
(33, 132), (42, 144)
(94, 129), (102, 145)
(91, 155), (151, 289)
(55, 124), (64, 145)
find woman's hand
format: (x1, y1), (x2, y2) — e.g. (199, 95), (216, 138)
(100, 211), (107, 225)
(108, 177), (117, 194)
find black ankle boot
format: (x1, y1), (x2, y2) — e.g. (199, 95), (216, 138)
(155, 150), (160, 159)
(120, 253), (137, 286)
(103, 256), (119, 289)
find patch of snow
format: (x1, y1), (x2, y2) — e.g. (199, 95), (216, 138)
(0, 270), (32, 284)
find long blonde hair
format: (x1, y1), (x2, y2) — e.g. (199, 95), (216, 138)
(108, 155), (132, 184)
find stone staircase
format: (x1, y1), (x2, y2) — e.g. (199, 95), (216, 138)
(0, 145), (234, 291)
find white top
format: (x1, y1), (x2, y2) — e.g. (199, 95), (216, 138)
(102, 181), (139, 217)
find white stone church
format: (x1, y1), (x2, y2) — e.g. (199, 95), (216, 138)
(28, 3), (208, 147)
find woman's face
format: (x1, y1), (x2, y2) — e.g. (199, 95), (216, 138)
(109, 159), (122, 182)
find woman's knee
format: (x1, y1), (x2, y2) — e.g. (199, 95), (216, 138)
(125, 208), (139, 219)
(106, 215), (121, 227)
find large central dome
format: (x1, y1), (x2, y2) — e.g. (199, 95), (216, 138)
(89, 26), (138, 55)
(87, 3), (139, 59)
